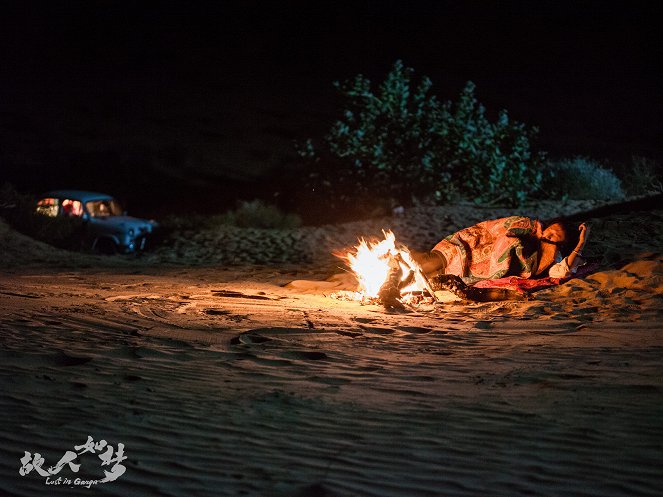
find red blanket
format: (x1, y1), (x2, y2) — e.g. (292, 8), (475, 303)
(472, 263), (599, 294)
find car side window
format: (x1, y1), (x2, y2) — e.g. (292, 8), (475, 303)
(36, 198), (59, 217)
(62, 199), (83, 217)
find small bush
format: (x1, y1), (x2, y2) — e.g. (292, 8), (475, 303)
(623, 156), (662, 196)
(542, 157), (625, 201)
(298, 60), (545, 212)
(216, 200), (301, 230)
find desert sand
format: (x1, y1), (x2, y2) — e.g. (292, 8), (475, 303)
(1, 200), (662, 496)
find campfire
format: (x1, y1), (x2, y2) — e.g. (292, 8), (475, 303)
(338, 231), (437, 308)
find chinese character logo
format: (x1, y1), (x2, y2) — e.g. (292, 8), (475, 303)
(19, 436), (127, 487)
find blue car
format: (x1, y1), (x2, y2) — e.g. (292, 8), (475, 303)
(36, 190), (157, 254)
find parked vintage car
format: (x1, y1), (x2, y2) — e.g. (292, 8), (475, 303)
(35, 190), (157, 254)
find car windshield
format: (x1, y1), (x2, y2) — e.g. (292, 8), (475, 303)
(85, 199), (123, 217)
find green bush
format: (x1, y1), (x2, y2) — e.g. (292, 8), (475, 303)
(216, 200), (301, 229)
(541, 157), (625, 201)
(299, 60), (545, 210)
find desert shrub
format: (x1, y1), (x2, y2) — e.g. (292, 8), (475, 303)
(443, 81), (545, 205)
(541, 157), (625, 201)
(623, 156), (662, 196)
(216, 200), (301, 229)
(299, 60), (545, 212)
(0, 183), (85, 250)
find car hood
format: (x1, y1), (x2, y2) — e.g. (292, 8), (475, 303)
(89, 216), (156, 233)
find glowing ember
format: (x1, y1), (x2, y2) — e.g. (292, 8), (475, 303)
(343, 230), (431, 301)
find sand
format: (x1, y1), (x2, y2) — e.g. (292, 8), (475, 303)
(1, 202), (662, 496)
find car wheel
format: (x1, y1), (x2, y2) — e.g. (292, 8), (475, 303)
(95, 238), (117, 255)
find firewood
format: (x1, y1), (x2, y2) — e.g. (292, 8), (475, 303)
(378, 255), (406, 310)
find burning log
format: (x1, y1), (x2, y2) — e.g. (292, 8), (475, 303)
(342, 230), (440, 308)
(377, 254), (414, 309)
(393, 252), (439, 303)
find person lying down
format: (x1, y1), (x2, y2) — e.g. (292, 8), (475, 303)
(413, 216), (590, 285)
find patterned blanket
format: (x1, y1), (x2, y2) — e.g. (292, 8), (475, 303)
(433, 216), (542, 283)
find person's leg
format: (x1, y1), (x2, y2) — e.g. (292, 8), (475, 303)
(412, 250), (447, 275)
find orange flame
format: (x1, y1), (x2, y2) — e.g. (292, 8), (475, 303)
(345, 230), (428, 299)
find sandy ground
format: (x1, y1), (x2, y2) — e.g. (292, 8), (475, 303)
(1, 203), (663, 496)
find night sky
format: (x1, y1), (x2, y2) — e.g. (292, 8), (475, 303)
(1, 1), (660, 213)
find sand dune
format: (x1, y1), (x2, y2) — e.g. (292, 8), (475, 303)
(1, 201), (662, 496)
(1, 246), (661, 496)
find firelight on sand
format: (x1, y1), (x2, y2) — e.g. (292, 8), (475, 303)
(345, 230), (430, 300)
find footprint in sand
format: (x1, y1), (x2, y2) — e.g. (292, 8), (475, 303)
(203, 308), (232, 316)
(212, 290), (277, 300)
(397, 325), (435, 334)
(357, 325), (394, 335)
(335, 330), (363, 338)
(282, 350), (329, 361)
(230, 333), (274, 345)
(229, 330), (330, 361)
(352, 317), (377, 324)
(53, 351), (93, 367)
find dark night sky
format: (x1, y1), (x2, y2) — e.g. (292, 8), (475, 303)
(1, 1), (661, 210)
(4, 2), (660, 86)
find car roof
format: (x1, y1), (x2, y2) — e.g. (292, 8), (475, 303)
(42, 190), (115, 203)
